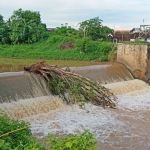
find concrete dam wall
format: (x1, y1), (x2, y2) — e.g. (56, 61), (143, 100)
(117, 43), (150, 83)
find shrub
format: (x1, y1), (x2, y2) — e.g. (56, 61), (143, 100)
(0, 110), (45, 150)
(0, 34), (112, 61)
(46, 130), (99, 150)
(108, 46), (117, 61)
(75, 37), (91, 52)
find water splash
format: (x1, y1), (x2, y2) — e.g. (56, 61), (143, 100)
(23, 104), (124, 138)
(0, 96), (64, 119)
(104, 79), (150, 95)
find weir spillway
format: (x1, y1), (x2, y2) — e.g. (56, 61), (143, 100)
(0, 63), (133, 103)
(0, 72), (50, 103)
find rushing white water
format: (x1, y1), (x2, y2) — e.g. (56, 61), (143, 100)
(0, 80), (150, 150)
(19, 79), (150, 133)
(24, 104), (124, 139)
(104, 79), (150, 95)
(23, 79), (150, 150)
(0, 96), (64, 119)
(104, 79), (150, 111)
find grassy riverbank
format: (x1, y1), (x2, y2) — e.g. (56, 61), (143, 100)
(0, 35), (113, 61)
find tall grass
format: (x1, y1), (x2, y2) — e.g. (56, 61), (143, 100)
(0, 35), (113, 61)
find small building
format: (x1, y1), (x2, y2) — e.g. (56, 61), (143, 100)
(130, 28), (141, 33)
(114, 30), (130, 34)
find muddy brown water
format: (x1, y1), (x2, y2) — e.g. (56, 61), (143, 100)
(0, 61), (150, 150)
(72, 63), (133, 84)
(0, 58), (107, 73)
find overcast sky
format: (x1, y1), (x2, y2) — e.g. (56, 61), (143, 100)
(0, 0), (150, 30)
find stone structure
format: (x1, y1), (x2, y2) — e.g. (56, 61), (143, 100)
(117, 43), (150, 83)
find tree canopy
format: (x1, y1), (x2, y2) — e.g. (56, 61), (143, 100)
(79, 17), (113, 40)
(0, 15), (4, 25)
(0, 9), (48, 44)
(54, 23), (79, 39)
(0, 10), (113, 45)
(0, 14), (10, 44)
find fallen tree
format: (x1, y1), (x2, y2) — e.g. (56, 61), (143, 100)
(24, 62), (117, 108)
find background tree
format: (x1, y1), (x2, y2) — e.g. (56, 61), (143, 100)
(79, 17), (103, 40)
(0, 15), (4, 25)
(0, 14), (10, 44)
(101, 26), (114, 41)
(7, 8), (48, 44)
(55, 23), (77, 37)
(79, 17), (113, 41)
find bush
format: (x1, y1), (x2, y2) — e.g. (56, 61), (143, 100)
(46, 130), (99, 150)
(0, 34), (113, 61)
(0, 110), (45, 150)
(75, 37), (91, 52)
(108, 46), (117, 61)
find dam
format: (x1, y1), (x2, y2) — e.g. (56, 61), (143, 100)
(0, 45), (150, 150)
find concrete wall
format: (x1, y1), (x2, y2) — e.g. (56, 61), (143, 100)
(117, 43), (150, 83)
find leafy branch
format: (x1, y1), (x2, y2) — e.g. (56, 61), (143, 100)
(0, 126), (28, 138)
(24, 62), (117, 108)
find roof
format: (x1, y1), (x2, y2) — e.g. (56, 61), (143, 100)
(114, 30), (130, 33)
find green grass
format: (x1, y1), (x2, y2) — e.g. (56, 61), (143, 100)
(0, 110), (45, 150)
(0, 35), (113, 61)
(119, 41), (150, 45)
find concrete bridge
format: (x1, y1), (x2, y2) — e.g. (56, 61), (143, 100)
(117, 43), (150, 84)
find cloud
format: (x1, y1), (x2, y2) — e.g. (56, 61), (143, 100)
(0, 0), (150, 29)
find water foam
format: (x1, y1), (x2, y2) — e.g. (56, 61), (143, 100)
(104, 79), (150, 111)
(104, 79), (150, 95)
(116, 89), (150, 111)
(0, 96), (64, 119)
(23, 104), (123, 139)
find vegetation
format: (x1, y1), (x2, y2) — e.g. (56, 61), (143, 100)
(0, 110), (45, 150)
(0, 10), (114, 61)
(0, 9), (48, 44)
(0, 110), (99, 150)
(0, 15), (10, 44)
(24, 62), (116, 108)
(108, 46), (117, 61)
(55, 23), (77, 37)
(47, 130), (99, 150)
(79, 17), (113, 40)
(0, 35), (113, 61)
(120, 40), (150, 45)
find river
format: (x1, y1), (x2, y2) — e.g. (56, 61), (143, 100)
(0, 58), (150, 150)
